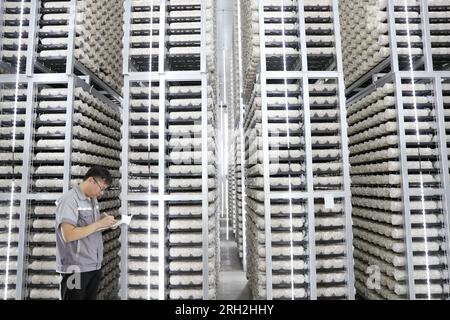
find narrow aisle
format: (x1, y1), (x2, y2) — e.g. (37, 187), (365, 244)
(217, 218), (251, 300)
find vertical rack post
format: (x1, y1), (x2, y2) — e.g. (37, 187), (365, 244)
(25, 0), (38, 76)
(159, 0), (166, 72)
(200, 0), (207, 74)
(302, 73), (317, 300)
(419, 0), (433, 72)
(257, 0), (273, 299)
(201, 74), (210, 299)
(433, 76), (450, 287)
(298, 0), (317, 300)
(387, 0), (400, 73)
(332, 0), (355, 300)
(122, 0), (131, 75)
(200, 0), (209, 300)
(394, 72), (416, 299)
(236, 0), (247, 272)
(66, 0), (77, 75)
(119, 78), (130, 300)
(387, 0), (416, 299)
(15, 79), (35, 300)
(158, 76), (166, 300)
(62, 78), (75, 193)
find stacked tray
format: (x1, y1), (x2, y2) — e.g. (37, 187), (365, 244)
(0, 200), (20, 300)
(166, 82), (219, 299)
(125, 80), (219, 299)
(166, 0), (202, 71)
(239, 0), (259, 101)
(0, 84), (27, 193)
(341, 0), (450, 86)
(126, 201), (160, 300)
(445, 81), (450, 182)
(128, 0), (161, 72)
(37, 0), (123, 91)
(127, 82), (160, 194)
(25, 201), (60, 300)
(348, 81), (450, 299)
(231, 3), (245, 259)
(127, 0), (216, 74)
(428, 0), (450, 69)
(31, 85), (70, 193)
(244, 78), (349, 299)
(31, 85), (121, 193)
(97, 191), (122, 300)
(166, 199), (218, 300)
(341, 0), (421, 85)
(228, 128), (237, 236)
(0, 0), (31, 73)
(235, 135), (244, 259)
(263, 0), (337, 71)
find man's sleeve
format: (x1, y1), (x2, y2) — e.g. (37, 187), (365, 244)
(55, 196), (78, 228)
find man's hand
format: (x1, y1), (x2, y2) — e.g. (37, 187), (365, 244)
(96, 215), (116, 230)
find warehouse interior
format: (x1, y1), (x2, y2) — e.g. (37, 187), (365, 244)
(0, 0), (450, 300)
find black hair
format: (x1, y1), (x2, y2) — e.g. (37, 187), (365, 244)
(83, 166), (113, 185)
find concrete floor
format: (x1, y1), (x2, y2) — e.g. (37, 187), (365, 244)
(217, 218), (251, 300)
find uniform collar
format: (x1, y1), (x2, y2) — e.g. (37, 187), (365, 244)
(75, 184), (89, 201)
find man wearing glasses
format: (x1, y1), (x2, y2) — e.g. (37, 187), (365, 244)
(55, 166), (117, 300)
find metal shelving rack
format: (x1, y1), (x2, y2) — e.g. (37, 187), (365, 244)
(228, 0), (247, 267)
(119, 0), (218, 300)
(342, 0), (450, 299)
(239, 0), (355, 300)
(0, 0), (123, 300)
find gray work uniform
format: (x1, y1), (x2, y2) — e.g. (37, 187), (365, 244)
(55, 185), (103, 273)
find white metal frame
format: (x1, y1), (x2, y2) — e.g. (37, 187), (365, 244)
(119, 0), (213, 300)
(346, 0), (450, 300)
(250, 0), (354, 300)
(0, 0), (123, 299)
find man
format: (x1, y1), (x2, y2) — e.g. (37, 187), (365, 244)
(55, 166), (117, 300)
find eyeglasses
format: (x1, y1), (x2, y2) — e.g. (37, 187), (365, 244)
(92, 177), (108, 193)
